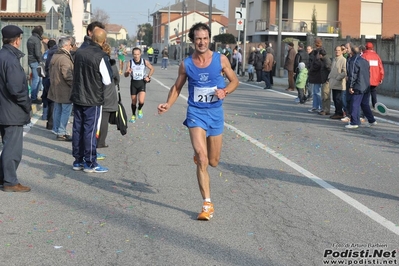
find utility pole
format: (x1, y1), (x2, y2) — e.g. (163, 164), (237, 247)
(242, 0), (248, 76)
(181, 0), (185, 60)
(276, 0), (283, 77)
(209, 0), (212, 35)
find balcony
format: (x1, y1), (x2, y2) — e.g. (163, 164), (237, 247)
(255, 19), (341, 35)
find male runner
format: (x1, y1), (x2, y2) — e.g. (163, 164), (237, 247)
(124, 47), (154, 123)
(157, 23), (239, 220)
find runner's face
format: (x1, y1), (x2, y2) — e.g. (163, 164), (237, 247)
(133, 51), (141, 61)
(193, 29), (209, 54)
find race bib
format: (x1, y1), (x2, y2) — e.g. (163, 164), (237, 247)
(132, 71), (144, 80)
(194, 86), (218, 103)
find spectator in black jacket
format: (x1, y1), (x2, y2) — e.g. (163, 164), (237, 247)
(254, 44), (265, 82)
(0, 25), (32, 192)
(293, 42), (309, 79)
(27, 25), (44, 104)
(42, 39), (57, 127)
(70, 28), (112, 173)
(79, 21), (105, 49)
(247, 46), (256, 81)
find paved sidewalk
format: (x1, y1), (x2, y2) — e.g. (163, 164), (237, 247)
(239, 74), (399, 112)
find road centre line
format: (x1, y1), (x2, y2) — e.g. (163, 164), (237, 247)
(155, 77), (399, 236)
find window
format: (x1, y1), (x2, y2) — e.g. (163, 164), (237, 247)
(1, 0), (7, 11)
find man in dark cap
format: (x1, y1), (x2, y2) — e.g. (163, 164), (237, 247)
(0, 25), (32, 192)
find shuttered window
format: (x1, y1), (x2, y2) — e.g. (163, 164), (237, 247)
(1, 0), (7, 11)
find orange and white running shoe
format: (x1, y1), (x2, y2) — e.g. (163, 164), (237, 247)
(197, 202), (214, 221)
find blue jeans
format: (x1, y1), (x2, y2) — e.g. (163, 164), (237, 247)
(53, 103), (72, 135)
(262, 71), (271, 89)
(162, 58), (168, 69)
(311, 83), (322, 109)
(247, 64), (254, 74)
(29, 62), (41, 100)
(342, 90), (347, 114)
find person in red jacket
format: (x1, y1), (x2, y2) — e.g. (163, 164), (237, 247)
(361, 42), (384, 108)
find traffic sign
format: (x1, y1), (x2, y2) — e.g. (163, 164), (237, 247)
(235, 7), (246, 20)
(236, 19), (244, 31)
(176, 37), (181, 44)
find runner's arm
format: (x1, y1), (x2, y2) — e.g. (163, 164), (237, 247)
(158, 62), (187, 114)
(221, 54), (239, 95)
(124, 60), (131, 77)
(145, 60), (155, 80)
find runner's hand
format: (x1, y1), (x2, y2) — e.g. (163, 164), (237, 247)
(158, 103), (169, 114)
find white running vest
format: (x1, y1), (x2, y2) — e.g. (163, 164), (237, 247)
(130, 59), (146, 80)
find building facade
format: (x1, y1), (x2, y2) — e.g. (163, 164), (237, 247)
(228, 0), (399, 43)
(151, 0), (228, 49)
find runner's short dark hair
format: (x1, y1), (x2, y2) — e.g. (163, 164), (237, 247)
(188, 22), (211, 42)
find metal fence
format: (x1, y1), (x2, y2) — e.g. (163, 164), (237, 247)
(1, 20), (38, 75)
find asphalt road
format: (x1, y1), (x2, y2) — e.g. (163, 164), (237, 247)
(1, 57), (399, 266)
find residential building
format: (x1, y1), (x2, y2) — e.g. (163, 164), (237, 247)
(228, 0), (399, 44)
(105, 24), (128, 42)
(151, 0), (228, 49)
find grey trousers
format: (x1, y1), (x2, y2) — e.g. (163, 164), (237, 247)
(0, 125), (24, 186)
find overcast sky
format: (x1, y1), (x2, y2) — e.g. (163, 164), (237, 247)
(91, 0), (228, 38)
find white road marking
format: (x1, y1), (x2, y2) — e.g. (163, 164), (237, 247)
(155, 77), (399, 236)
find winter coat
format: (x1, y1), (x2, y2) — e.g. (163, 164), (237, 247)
(294, 49), (309, 74)
(102, 59), (119, 112)
(70, 41), (112, 107)
(295, 68), (308, 89)
(320, 56), (332, 84)
(0, 44), (31, 125)
(27, 32), (43, 64)
(328, 55), (346, 90)
(307, 49), (323, 84)
(361, 50), (384, 86)
(248, 51), (256, 65)
(262, 53), (274, 72)
(347, 54), (370, 94)
(48, 48), (74, 104)
(254, 51), (264, 70)
(284, 47), (296, 71)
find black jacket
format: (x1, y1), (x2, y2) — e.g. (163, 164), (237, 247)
(294, 49), (309, 74)
(102, 59), (119, 112)
(27, 32), (43, 64)
(320, 56), (332, 84)
(248, 51), (256, 65)
(70, 41), (112, 106)
(0, 44), (31, 125)
(307, 49), (323, 84)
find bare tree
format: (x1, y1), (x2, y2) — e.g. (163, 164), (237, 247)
(91, 8), (110, 25)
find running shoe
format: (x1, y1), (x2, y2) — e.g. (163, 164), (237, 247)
(138, 110), (143, 119)
(72, 162), (84, 171)
(341, 116), (350, 122)
(97, 153), (106, 160)
(197, 202), (214, 221)
(83, 163), (109, 173)
(345, 124), (359, 129)
(129, 115), (136, 123)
